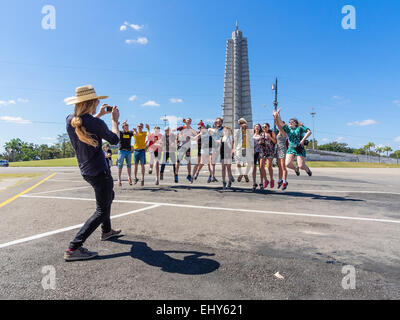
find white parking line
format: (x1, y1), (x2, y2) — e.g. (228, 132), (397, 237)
(20, 194), (400, 225)
(28, 186), (91, 196)
(0, 204), (161, 249)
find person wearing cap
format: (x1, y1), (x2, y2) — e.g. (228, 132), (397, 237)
(160, 126), (177, 181)
(133, 123), (150, 186)
(234, 118), (253, 183)
(64, 85), (122, 261)
(117, 120), (134, 187)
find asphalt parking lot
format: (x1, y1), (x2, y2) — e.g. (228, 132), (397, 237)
(1, 166), (400, 299)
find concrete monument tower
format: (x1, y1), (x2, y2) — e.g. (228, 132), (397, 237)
(222, 21), (253, 129)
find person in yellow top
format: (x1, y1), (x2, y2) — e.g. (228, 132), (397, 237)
(133, 123), (150, 186)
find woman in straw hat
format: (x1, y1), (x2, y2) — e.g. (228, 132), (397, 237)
(64, 85), (122, 261)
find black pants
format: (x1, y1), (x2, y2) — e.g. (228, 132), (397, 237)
(69, 171), (114, 250)
(160, 152), (176, 175)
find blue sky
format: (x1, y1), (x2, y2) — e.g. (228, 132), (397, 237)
(0, 0), (400, 152)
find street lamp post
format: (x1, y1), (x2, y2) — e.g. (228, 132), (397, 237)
(310, 108), (316, 150)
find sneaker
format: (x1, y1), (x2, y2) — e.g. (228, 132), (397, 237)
(277, 180), (283, 189)
(117, 180), (122, 187)
(194, 173), (199, 180)
(223, 181), (227, 190)
(101, 229), (122, 241)
(259, 183), (264, 190)
(186, 175), (193, 183)
(306, 168), (312, 177)
(149, 169), (153, 175)
(264, 180), (269, 189)
(237, 175), (243, 182)
(64, 247), (98, 262)
(160, 172), (164, 180)
(134, 178), (139, 185)
(141, 180), (144, 186)
(231, 177), (235, 183)
(227, 181), (232, 188)
(252, 184), (258, 191)
(270, 180), (275, 189)
(207, 176), (212, 183)
(282, 181), (288, 191)
(155, 179), (159, 185)
(175, 175), (178, 183)
(244, 175), (249, 183)
(295, 167), (300, 176)
(212, 177), (218, 182)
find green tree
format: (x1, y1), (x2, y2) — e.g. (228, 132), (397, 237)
(363, 142), (375, 158)
(4, 138), (23, 162)
(375, 146), (384, 163)
(383, 146), (393, 157)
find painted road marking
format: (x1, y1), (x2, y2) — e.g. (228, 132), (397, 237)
(0, 173), (56, 209)
(0, 204), (161, 249)
(20, 194), (400, 225)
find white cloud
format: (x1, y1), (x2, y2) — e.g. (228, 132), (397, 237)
(141, 100), (160, 107)
(128, 95), (137, 101)
(17, 98), (29, 103)
(123, 21), (144, 31)
(169, 98), (183, 103)
(0, 100), (16, 106)
(322, 138), (329, 142)
(332, 95), (341, 100)
(347, 119), (377, 127)
(41, 137), (56, 141)
(120, 25), (127, 31)
(126, 37), (148, 45)
(335, 137), (344, 142)
(395, 136), (400, 143)
(0, 116), (32, 124)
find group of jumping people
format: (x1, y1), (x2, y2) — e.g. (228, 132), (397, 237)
(111, 110), (313, 191)
(63, 85), (313, 261)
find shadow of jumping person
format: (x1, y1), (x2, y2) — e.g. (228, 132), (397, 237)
(96, 239), (220, 275)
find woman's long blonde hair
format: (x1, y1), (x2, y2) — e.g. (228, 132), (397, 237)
(71, 99), (99, 148)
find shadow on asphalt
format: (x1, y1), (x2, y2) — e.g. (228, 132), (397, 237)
(162, 185), (364, 202)
(96, 239), (220, 275)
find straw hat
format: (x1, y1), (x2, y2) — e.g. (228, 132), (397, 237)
(238, 118), (247, 125)
(64, 85), (108, 106)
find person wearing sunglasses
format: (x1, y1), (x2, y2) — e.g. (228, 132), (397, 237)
(273, 109), (312, 177)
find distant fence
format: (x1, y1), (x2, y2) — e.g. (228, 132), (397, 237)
(306, 149), (399, 164)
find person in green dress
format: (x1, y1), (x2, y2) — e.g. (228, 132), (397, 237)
(273, 109), (313, 177)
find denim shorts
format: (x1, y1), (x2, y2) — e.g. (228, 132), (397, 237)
(118, 150), (132, 169)
(134, 149), (146, 165)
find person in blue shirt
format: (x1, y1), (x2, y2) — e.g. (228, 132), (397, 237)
(64, 85), (122, 261)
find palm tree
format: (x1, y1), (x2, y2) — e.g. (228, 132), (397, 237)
(363, 142), (375, 159)
(383, 146), (393, 157)
(375, 146), (384, 163)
